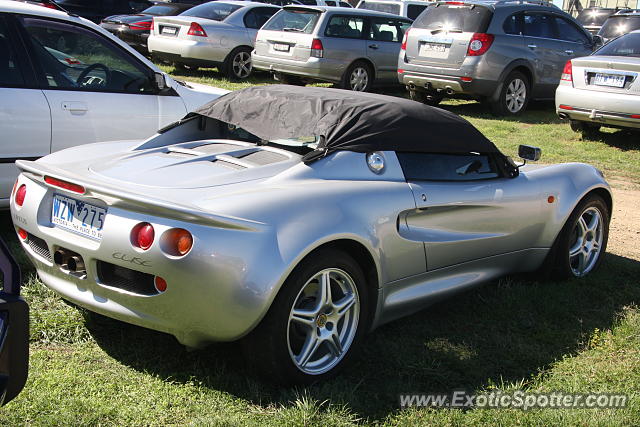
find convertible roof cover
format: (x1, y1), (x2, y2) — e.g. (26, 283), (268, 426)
(192, 85), (501, 161)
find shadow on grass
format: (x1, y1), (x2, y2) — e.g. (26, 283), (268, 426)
(168, 65), (279, 86)
(85, 251), (640, 421)
(578, 128), (640, 152)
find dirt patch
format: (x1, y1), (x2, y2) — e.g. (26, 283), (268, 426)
(607, 181), (640, 261)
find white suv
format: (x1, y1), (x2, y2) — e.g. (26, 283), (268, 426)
(0, 0), (227, 206)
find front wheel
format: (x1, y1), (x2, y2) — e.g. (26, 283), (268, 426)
(491, 71), (530, 116)
(244, 249), (370, 384)
(223, 47), (253, 80)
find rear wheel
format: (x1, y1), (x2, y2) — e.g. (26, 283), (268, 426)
(223, 47), (253, 80)
(244, 249), (370, 384)
(409, 89), (443, 106)
(570, 120), (601, 137)
(491, 71), (530, 116)
(341, 61), (372, 92)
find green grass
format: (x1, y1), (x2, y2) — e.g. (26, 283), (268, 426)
(1, 67), (639, 425)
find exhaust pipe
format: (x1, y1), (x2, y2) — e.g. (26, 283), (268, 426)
(54, 249), (69, 269)
(67, 256), (85, 274)
(54, 248), (86, 274)
(445, 87), (454, 95)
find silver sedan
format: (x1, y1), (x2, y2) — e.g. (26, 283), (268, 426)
(148, 1), (280, 79)
(556, 30), (640, 134)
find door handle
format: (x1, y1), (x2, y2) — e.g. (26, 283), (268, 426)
(527, 44), (537, 49)
(564, 49), (574, 55)
(368, 44), (379, 50)
(62, 101), (88, 113)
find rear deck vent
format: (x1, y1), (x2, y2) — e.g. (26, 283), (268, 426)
(213, 160), (245, 170)
(194, 143), (243, 154)
(240, 150), (287, 165)
(97, 261), (158, 296)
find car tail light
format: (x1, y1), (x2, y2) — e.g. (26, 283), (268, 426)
(15, 184), (26, 207)
(467, 33), (494, 56)
(631, 114), (640, 119)
(310, 38), (323, 58)
(561, 60), (573, 82)
(558, 104), (573, 110)
(129, 20), (153, 31)
(461, 76), (472, 82)
(446, 1), (466, 4)
(39, 2), (58, 9)
(163, 228), (193, 256)
(400, 28), (410, 51)
(17, 228), (28, 241)
(187, 22), (207, 37)
(154, 276), (167, 293)
(132, 223), (155, 250)
(44, 176), (85, 194)
(398, 68), (404, 74)
(151, 17), (155, 34)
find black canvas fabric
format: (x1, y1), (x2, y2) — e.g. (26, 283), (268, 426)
(192, 85), (503, 161)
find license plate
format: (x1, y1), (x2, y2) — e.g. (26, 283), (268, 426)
(419, 42), (449, 59)
(161, 26), (177, 35)
(273, 43), (290, 52)
(51, 195), (106, 241)
(593, 73), (625, 88)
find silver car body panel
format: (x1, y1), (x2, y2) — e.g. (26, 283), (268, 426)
(10, 123), (611, 347)
(556, 54), (640, 129)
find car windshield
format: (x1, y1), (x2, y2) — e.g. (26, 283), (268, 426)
(179, 2), (243, 21)
(140, 5), (183, 16)
(599, 15), (640, 39)
(357, 1), (400, 15)
(576, 8), (616, 26)
(595, 32), (640, 57)
(412, 3), (492, 33)
(262, 9), (321, 33)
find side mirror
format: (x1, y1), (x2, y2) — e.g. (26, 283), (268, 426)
(0, 237), (29, 406)
(592, 35), (603, 48)
(518, 145), (541, 162)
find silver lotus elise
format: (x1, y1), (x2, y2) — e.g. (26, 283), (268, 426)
(10, 86), (612, 383)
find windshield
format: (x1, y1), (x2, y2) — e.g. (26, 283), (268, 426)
(357, 1), (400, 15)
(595, 32), (640, 57)
(599, 15), (640, 39)
(413, 3), (492, 33)
(179, 2), (243, 21)
(576, 8), (616, 27)
(263, 9), (321, 33)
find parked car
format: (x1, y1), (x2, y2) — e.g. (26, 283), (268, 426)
(0, 0), (227, 207)
(575, 7), (619, 35)
(101, 1), (197, 54)
(253, 6), (411, 90)
(398, 0), (593, 115)
(0, 236), (29, 406)
(357, 0), (430, 19)
(556, 30), (640, 135)
(148, 1), (280, 78)
(11, 85), (612, 383)
(52, 0), (153, 23)
(297, 0), (352, 6)
(597, 9), (640, 45)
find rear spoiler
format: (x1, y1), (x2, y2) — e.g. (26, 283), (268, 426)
(15, 160), (267, 232)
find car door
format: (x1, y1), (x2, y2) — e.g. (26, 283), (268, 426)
(397, 153), (542, 271)
(323, 14), (367, 72)
(366, 17), (410, 82)
(17, 15), (186, 153)
(0, 15), (50, 204)
(522, 12), (565, 98)
(551, 15), (593, 68)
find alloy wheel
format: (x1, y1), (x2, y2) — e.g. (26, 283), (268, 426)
(505, 78), (527, 113)
(232, 51), (252, 79)
(569, 207), (604, 277)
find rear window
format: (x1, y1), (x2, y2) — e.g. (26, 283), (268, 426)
(357, 1), (400, 15)
(595, 32), (640, 57)
(413, 3), (492, 33)
(599, 15), (640, 39)
(179, 2), (243, 21)
(141, 5), (184, 16)
(407, 4), (428, 20)
(576, 8), (616, 27)
(263, 9), (321, 33)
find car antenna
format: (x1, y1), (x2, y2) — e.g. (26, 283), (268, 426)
(42, 0), (79, 18)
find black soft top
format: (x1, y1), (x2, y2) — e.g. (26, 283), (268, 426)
(191, 85), (504, 163)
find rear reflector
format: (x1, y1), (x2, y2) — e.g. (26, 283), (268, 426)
(311, 38), (323, 58)
(17, 228), (27, 240)
(15, 184), (26, 207)
(187, 22), (207, 37)
(44, 176), (85, 194)
(558, 104), (573, 110)
(154, 276), (167, 293)
(467, 33), (494, 56)
(561, 60), (573, 82)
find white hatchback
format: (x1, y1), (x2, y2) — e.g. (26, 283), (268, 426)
(0, 0), (227, 207)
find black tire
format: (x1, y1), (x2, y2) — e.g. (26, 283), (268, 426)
(409, 89), (443, 106)
(570, 120), (601, 137)
(543, 194), (610, 280)
(341, 61), (373, 92)
(276, 73), (305, 86)
(244, 249), (371, 384)
(491, 71), (530, 116)
(223, 47), (253, 80)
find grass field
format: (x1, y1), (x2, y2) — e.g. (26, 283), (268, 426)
(1, 66), (639, 425)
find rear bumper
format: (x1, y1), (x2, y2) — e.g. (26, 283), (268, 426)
(398, 68), (498, 97)
(252, 53), (346, 83)
(556, 85), (640, 129)
(147, 35), (231, 64)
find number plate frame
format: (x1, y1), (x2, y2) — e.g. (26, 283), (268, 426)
(51, 195), (106, 241)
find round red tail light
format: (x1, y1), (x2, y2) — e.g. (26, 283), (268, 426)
(15, 184), (26, 207)
(154, 276), (167, 293)
(131, 222), (155, 250)
(162, 228), (193, 256)
(17, 228), (28, 240)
